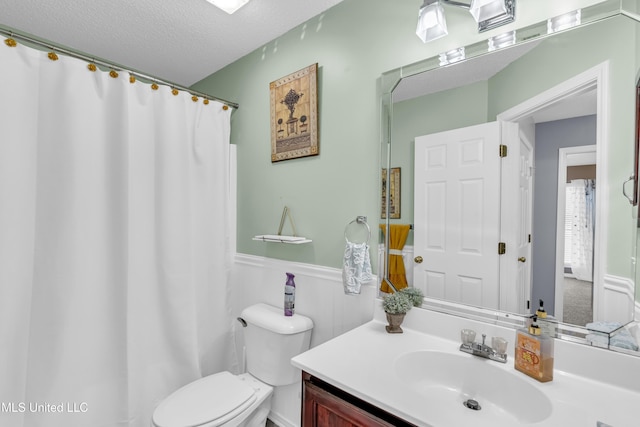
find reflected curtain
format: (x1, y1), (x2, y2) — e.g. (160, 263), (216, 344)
(0, 39), (236, 426)
(379, 224), (411, 293)
(565, 179), (595, 282)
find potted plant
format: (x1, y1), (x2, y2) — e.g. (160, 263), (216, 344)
(381, 287), (424, 334)
(382, 292), (412, 333)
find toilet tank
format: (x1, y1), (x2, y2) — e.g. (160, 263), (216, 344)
(240, 303), (313, 386)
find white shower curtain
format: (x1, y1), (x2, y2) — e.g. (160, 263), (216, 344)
(0, 39), (236, 426)
(565, 179), (595, 282)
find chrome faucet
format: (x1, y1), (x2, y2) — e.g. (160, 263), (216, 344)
(459, 331), (508, 363)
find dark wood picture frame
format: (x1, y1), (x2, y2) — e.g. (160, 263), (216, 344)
(270, 63), (319, 162)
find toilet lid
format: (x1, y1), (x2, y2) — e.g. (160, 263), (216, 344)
(153, 371), (257, 427)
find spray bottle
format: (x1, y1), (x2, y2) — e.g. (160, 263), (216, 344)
(284, 272), (296, 316)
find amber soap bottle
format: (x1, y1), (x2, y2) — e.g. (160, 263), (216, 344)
(514, 316), (554, 382)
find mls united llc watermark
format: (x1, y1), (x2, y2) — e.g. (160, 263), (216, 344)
(2, 402), (88, 413)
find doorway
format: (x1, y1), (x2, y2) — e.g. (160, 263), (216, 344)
(555, 146), (597, 325)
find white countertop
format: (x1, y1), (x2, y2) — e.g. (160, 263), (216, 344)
(292, 305), (640, 427)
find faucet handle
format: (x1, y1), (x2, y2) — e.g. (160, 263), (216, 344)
(491, 336), (508, 355)
(460, 329), (476, 345)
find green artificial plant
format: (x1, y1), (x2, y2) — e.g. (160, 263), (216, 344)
(381, 292), (413, 314)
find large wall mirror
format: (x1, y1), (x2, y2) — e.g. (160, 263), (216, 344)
(381, 1), (640, 354)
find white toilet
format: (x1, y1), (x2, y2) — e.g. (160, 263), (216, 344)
(152, 303), (313, 427)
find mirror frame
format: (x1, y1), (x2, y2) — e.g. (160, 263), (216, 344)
(379, 0), (640, 352)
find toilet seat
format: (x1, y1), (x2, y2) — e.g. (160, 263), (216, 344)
(152, 371), (257, 427)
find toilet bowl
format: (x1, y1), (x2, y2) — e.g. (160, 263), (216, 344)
(152, 372), (272, 427)
(152, 303), (313, 427)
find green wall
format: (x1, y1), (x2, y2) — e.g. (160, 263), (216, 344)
(191, 0), (628, 270)
(193, 0), (415, 269)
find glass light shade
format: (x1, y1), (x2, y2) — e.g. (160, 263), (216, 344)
(207, 0), (250, 14)
(416, 1), (448, 43)
(469, 0), (508, 23)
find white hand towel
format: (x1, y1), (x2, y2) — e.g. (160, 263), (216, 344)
(342, 241), (373, 295)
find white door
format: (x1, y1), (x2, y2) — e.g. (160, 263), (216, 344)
(516, 133), (533, 313)
(413, 122), (501, 309)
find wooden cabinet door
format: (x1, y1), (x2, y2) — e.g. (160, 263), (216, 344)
(303, 381), (394, 427)
(301, 372), (416, 427)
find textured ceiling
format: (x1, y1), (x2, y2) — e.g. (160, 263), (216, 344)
(0, 0), (346, 87)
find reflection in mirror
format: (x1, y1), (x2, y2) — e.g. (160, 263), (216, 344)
(381, 4), (640, 354)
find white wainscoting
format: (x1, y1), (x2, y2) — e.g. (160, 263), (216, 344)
(602, 274), (636, 324)
(231, 254), (378, 427)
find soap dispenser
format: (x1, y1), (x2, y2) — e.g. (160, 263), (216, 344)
(535, 299), (557, 337)
(514, 316), (554, 382)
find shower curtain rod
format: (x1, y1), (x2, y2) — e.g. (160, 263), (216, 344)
(0, 27), (239, 110)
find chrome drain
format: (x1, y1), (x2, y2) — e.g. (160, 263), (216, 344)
(463, 399), (481, 411)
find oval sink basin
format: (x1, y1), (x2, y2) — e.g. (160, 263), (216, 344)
(394, 350), (552, 426)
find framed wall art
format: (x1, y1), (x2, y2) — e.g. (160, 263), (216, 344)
(381, 167), (401, 219)
(270, 63), (318, 162)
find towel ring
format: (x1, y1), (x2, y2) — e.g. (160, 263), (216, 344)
(344, 216), (371, 244)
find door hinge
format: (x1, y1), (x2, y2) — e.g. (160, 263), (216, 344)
(499, 144), (508, 157)
(498, 242), (506, 254)
(528, 234), (531, 243)
(527, 300), (530, 310)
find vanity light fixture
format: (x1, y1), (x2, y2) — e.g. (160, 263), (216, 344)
(488, 30), (516, 51)
(416, 0), (516, 43)
(206, 0), (250, 14)
(416, 0), (449, 43)
(547, 9), (581, 34)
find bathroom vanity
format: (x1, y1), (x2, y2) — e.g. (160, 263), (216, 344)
(292, 304), (640, 427)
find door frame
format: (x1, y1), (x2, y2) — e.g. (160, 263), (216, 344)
(497, 61), (609, 319)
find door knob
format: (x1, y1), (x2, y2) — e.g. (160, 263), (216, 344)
(518, 257), (526, 263)
(414, 256), (423, 264)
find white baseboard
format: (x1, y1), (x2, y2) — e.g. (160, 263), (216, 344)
(268, 412), (296, 427)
